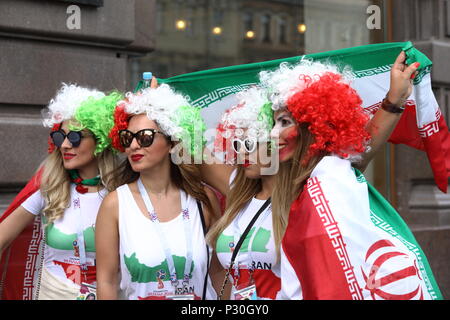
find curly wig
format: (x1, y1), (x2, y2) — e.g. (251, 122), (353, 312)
(109, 85), (206, 157)
(261, 59), (370, 160)
(71, 91), (124, 155)
(287, 72), (370, 160)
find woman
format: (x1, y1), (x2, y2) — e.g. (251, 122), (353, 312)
(264, 56), (442, 299)
(95, 84), (221, 300)
(0, 84), (122, 300)
(206, 87), (280, 300)
(205, 52), (419, 300)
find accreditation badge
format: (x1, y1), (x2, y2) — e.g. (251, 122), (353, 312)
(76, 282), (97, 300)
(233, 283), (258, 300)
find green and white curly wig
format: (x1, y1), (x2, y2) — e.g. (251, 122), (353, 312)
(112, 84), (206, 157)
(43, 83), (122, 155)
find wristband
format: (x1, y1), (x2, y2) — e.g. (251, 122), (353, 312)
(381, 97), (405, 114)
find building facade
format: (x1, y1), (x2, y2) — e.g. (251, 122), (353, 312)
(0, 0), (155, 211)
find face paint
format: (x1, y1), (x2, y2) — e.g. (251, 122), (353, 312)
(272, 110), (299, 162)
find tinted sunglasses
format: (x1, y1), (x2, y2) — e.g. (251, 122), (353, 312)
(232, 138), (257, 154)
(50, 130), (84, 148)
(119, 129), (166, 148)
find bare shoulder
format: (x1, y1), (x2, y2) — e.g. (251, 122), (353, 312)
(102, 189), (119, 208)
(97, 189), (119, 222)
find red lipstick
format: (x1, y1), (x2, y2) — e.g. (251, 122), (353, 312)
(131, 154), (144, 162)
(63, 153), (76, 160)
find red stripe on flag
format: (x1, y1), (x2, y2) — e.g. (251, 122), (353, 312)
(282, 178), (363, 300)
(0, 169), (43, 300)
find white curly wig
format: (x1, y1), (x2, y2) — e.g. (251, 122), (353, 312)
(217, 86), (273, 142)
(42, 83), (105, 127)
(259, 58), (355, 111)
(122, 84), (191, 138)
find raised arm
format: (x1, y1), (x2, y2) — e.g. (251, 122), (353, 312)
(199, 147), (235, 196)
(95, 190), (120, 300)
(355, 51), (420, 172)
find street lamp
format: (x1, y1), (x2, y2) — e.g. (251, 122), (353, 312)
(212, 26), (222, 35)
(176, 19), (187, 30)
(297, 23), (306, 34)
(245, 30), (255, 39)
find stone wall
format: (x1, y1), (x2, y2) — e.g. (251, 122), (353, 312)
(0, 0), (155, 205)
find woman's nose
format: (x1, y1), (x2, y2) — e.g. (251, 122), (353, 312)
(60, 136), (72, 149)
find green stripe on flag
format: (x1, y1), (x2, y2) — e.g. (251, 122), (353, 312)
(367, 185), (443, 299)
(158, 41), (432, 106)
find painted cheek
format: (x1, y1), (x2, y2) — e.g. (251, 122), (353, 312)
(279, 127), (298, 161)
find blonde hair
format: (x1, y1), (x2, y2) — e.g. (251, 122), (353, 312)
(206, 167), (261, 249)
(109, 153), (215, 218)
(40, 129), (117, 225)
(271, 124), (324, 250)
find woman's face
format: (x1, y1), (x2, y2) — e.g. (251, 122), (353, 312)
(233, 131), (273, 179)
(271, 109), (299, 163)
(125, 114), (171, 172)
(59, 120), (97, 172)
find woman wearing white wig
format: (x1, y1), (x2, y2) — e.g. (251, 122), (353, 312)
(95, 84), (221, 300)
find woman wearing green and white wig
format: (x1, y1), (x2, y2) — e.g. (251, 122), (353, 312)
(0, 84), (122, 300)
(96, 84), (222, 300)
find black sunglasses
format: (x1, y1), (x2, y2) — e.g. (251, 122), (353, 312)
(119, 129), (166, 148)
(232, 137), (257, 154)
(50, 130), (84, 148)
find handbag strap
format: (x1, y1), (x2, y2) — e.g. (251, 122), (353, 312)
(196, 200), (209, 300)
(218, 198), (271, 300)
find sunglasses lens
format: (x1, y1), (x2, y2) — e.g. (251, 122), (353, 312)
(50, 131), (65, 147)
(119, 131), (133, 148)
(67, 131), (82, 147)
(245, 139), (256, 152)
(136, 130), (155, 147)
(232, 140), (241, 153)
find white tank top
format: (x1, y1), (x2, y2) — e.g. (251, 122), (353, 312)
(215, 170), (281, 300)
(117, 184), (216, 300)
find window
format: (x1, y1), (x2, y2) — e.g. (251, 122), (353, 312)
(243, 12), (255, 40)
(156, 2), (165, 34)
(278, 16), (287, 44)
(261, 14), (271, 43)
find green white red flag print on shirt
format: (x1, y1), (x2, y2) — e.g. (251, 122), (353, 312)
(280, 156), (442, 300)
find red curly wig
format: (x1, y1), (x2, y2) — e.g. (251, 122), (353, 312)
(286, 72), (371, 160)
(109, 102), (131, 152)
(47, 123), (62, 154)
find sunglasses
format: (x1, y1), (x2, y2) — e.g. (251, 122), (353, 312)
(119, 129), (166, 148)
(232, 138), (257, 154)
(50, 130), (84, 148)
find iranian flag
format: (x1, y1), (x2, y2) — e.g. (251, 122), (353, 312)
(1, 42), (448, 299)
(280, 156), (442, 300)
(161, 41), (450, 193)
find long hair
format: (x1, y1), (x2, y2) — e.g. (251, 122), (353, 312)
(206, 167), (261, 250)
(40, 129), (117, 225)
(271, 124), (324, 255)
(108, 152), (215, 218)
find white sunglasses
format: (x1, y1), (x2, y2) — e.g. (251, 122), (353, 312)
(232, 138), (257, 153)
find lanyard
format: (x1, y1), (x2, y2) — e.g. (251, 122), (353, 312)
(137, 178), (193, 289)
(232, 199), (271, 276)
(218, 198), (271, 300)
(72, 185), (88, 276)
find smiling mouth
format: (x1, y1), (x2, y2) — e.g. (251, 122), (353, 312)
(63, 153), (76, 160)
(131, 154), (144, 162)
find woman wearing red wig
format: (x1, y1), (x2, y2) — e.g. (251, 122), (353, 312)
(264, 53), (442, 299)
